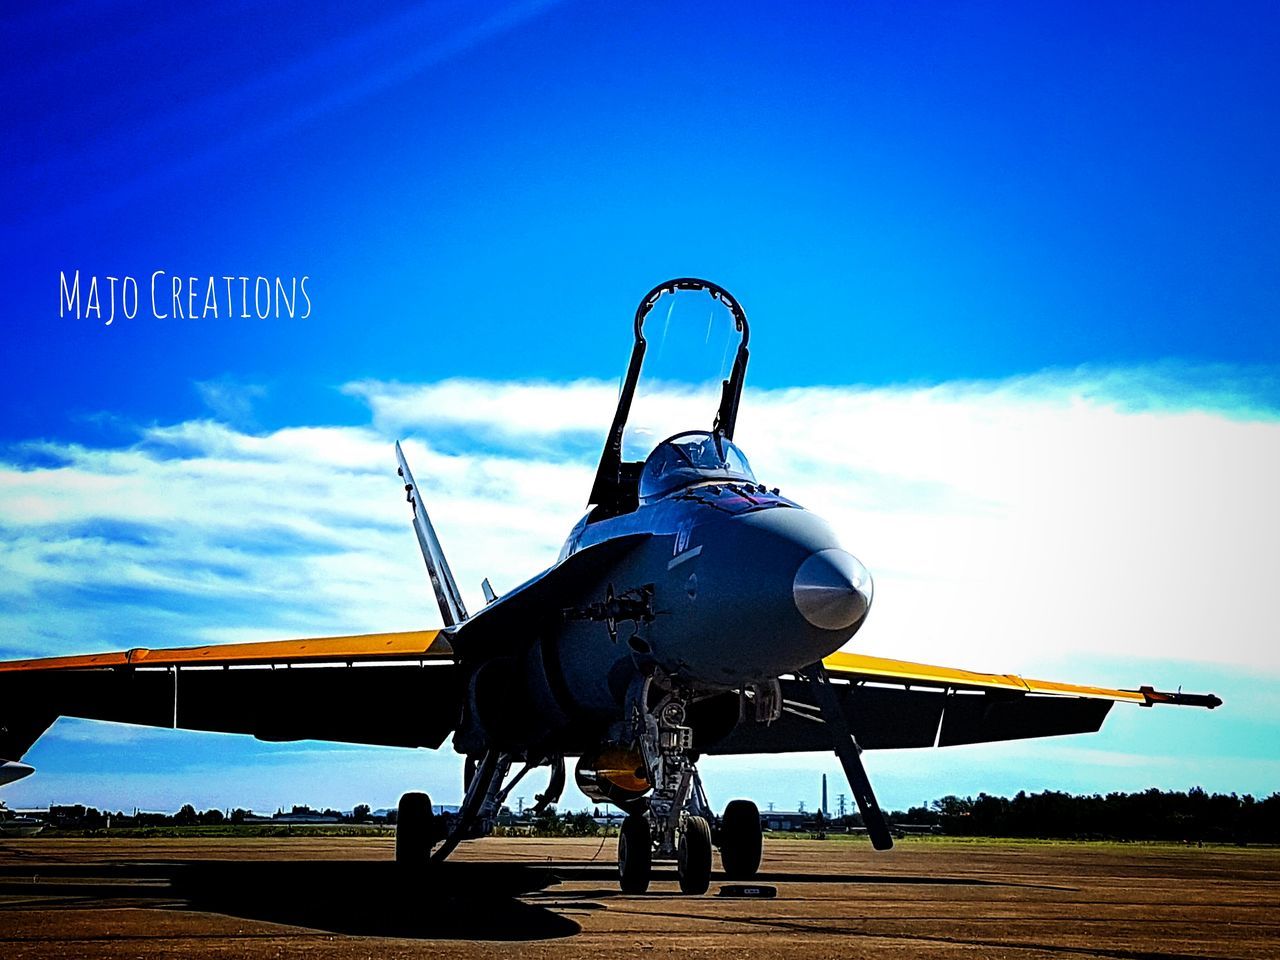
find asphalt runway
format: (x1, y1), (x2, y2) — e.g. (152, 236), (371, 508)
(1, 835), (1276, 959)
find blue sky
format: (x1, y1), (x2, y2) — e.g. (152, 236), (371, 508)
(2, 2), (1278, 815)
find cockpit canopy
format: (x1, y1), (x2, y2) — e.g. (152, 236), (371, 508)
(638, 431), (756, 501)
(588, 278), (751, 518)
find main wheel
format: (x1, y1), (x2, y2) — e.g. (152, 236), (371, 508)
(618, 813), (652, 893)
(718, 799), (763, 879)
(678, 815), (713, 894)
(396, 791), (434, 866)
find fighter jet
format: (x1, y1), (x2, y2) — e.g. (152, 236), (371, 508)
(0, 278), (1219, 893)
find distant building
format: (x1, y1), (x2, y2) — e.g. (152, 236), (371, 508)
(762, 810), (808, 832)
(242, 806), (342, 825)
(49, 804), (87, 825)
(240, 811), (342, 824)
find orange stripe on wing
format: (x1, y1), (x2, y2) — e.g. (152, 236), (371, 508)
(822, 650), (1147, 704)
(0, 630), (451, 672)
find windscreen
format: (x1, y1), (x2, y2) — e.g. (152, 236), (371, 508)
(621, 287), (744, 463)
(638, 432), (757, 501)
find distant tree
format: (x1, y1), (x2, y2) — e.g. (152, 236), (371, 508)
(174, 804), (198, 826)
(532, 805), (561, 835)
(565, 811), (599, 836)
(199, 808), (225, 826)
(229, 808), (249, 824)
(352, 804), (371, 822)
(900, 805), (938, 825)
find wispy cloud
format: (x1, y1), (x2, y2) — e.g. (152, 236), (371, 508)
(193, 378), (269, 430)
(12, 1), (569, 232)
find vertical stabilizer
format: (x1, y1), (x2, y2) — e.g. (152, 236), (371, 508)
(395, 442), (469, 627)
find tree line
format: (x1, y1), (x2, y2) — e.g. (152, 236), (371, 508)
(34, 787), (1280, 843)
(871, 787), (1280, 843)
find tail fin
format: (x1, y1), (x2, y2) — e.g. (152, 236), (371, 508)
(396, 442), (469, 627)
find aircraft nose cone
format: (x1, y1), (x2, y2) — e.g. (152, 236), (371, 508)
(793, 549), (873, 631)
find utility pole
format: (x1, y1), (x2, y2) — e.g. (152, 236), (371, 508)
(837, 793), (847, 818)
(798, 800), (806, 813)
(768, 801), (775, 812)
(517, 796), (525, 815)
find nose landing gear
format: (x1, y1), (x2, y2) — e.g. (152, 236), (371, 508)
(613, 677), (737, 895)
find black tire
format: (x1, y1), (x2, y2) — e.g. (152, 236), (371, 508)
(396, 791), (434, 866)
(719, 799), (763, 880)
(678, 815), (713, 894)
(618, 813), (652, 893)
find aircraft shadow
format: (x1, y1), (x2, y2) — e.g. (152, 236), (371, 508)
(0, 857), (1067, 942)
(0, 860), (581, 941)
(177, 860), (582, 940)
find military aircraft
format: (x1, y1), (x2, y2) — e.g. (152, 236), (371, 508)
(0, 278), (1220, 893)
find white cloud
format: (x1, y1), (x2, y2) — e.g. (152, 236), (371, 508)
(347, 368), (1280, 676)
(1, 365), (1277, 688)
(43, 719), (165, 747)
(727, 375), (1280, 676)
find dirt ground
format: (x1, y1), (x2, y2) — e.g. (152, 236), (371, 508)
(1, 835), (1276, 959)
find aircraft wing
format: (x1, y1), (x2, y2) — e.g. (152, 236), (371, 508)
(706, 650), (1221, 755)
(0, 630), (460, 764)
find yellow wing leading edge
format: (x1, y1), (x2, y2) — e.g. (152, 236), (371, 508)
(821, 650), (1222, 709)
(0, 629), (452, 674)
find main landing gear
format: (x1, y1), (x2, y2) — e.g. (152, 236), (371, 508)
(395, 791), (437, 867)
(614, 680), (764, 894)
(718, 798), (763, 880)
(395, 753), (566, 866)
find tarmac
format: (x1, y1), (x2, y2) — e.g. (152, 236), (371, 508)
(1, 835), (1277, 959)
